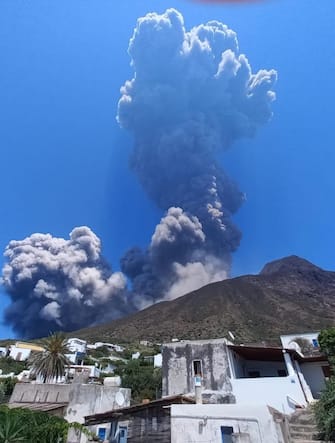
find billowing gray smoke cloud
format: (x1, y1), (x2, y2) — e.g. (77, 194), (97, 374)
(2, 227), (130, 338)
(1, 9), (277, 336)
(119, 8), (277, 305)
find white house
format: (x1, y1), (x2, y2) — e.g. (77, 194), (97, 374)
(9, 342), (44, 361)
(67, 338), (87, 354)
(162, 337), (329, 414)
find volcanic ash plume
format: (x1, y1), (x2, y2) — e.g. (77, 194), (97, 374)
(1, 9), (277, 336)
(2, 227), (129, 338)
(118, 8), (277, 305)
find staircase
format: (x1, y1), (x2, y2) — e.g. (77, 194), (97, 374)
(288, 407), (326, 443)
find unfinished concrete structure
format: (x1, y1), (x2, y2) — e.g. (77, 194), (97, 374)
(162, 338), (235, 404)
(9, 382), (131, 442)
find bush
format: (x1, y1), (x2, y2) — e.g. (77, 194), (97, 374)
(0, 357), (26, 376)
(319, 328), (335, 364)
(314, 377), (335, 441)
(114, 359), (161, 403)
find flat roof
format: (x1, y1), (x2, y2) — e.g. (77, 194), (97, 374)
(85, 395), (195, 426)
(8, 402), (68, 412)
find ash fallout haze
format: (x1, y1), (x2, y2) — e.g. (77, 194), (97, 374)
(0, 0), (335, 338)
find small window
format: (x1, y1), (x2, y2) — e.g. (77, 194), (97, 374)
(193, 360), (202, 376)
(278, 369), (287, 377)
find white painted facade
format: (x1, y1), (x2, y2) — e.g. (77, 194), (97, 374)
(280, 332), (320, 351)
(300, 361), (328, 399)
(9, 346), (32, 361)
(171, 404), (286, 443)
(67, 338), (87, 354)
(231, 374), (306, 414)
(163, 337), (329, 416)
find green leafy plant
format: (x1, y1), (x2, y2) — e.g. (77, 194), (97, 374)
(314, 377), (335, 441)
(319, 327), (335, 364)
(0, 358), (26, 376)
(0, 406), (91, 443)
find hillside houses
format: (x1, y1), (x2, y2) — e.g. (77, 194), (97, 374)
(86, 331), (330, 443)
(0, 331), (332, 442)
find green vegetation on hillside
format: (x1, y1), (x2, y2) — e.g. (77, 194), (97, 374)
(113, 358), (162, 404)
(0, 357), (26, 376)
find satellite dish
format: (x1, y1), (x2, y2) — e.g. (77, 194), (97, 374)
(115, 391), (125, 407)
(228, 331), (235, 341)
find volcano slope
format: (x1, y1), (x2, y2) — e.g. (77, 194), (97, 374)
(71, 256), (335, 344)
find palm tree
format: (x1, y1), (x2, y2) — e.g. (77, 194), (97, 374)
(30, 332), (71, 383)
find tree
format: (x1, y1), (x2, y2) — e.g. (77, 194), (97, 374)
(30, 332), (70, 383)
(114, 358), (162, 403)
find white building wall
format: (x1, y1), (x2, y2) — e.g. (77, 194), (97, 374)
(300, 362), (327, 399)
(280, 332), (319, 350)
(171, 404), (285, 443)
(9, 346), (31, 361)
(67, 338), (87, 354)
(231, 374), (307, 414)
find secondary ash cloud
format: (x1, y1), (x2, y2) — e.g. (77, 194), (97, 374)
(118, 8), (277, 305)
(2, 227), (130, 338)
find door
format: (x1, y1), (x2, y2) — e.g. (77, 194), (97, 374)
(221, 426), (233, 443)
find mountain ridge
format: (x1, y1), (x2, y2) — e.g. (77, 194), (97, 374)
(70, 255), (335, 344)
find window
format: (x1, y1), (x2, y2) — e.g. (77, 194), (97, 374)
(221, 426), (233, 443)
(97, 428), (106, 440)
(278, 369), (287, 377)
(312, 339), (319, 348)
(193, 360), (202, 376)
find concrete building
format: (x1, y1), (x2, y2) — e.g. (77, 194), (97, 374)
(162, 337), (329, 413)
(9, 382), (131, 443)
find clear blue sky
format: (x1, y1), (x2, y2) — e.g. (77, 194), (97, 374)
(1, 0), (335, 338)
